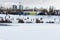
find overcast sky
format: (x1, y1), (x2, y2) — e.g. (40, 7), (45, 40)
(0, 0), (60, 9)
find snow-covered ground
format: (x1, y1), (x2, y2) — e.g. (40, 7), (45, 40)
(0, 24), (60, 40)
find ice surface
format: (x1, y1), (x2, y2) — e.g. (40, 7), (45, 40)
(0, 24), (60, 40)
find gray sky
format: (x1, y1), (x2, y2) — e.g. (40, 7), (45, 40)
(0, 0), (60, 9)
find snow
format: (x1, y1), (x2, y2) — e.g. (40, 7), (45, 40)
(0, 24), (60, 40)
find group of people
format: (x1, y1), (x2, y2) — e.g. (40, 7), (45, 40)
(0, 14), (60, 24)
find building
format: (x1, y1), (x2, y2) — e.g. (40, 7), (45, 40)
(19, 2), (23, 10)
(12, 5), (17, 10)
(54, 10), (60, 15)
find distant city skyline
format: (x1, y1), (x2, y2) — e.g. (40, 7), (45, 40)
(0, 0), (60, 9)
